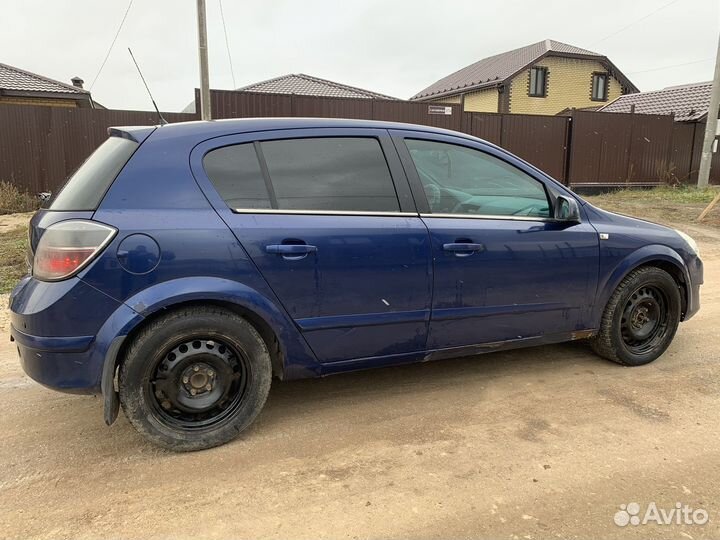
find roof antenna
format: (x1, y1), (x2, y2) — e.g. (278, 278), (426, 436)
(128, 47), (167, 125)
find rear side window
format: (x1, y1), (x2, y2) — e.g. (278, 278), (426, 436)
(261, 138), (399, 212)
(49, 136), (138, 211)
(203, 137), (400, 213)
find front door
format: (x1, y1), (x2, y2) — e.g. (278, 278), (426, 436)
(392, 131), (599, 351)
(193, 128), (432, 363)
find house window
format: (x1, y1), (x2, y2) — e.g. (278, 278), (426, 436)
(591, 73), (609, 101)
(528, 67), (547, 97)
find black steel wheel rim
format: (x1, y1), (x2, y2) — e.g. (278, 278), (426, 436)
(620, 284), (670, 355)
(146, 337), (250, 430)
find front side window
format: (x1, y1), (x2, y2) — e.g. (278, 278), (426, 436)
(203, 137), (400, 213)
(529, 67), (547, 97)
(405, 139), (550, 218)
(591, 73), (609, 101)
(260, 137), (399, 212)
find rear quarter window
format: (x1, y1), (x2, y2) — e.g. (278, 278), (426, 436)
(202, 143), (271, 209)
(49, 136), (138, 211)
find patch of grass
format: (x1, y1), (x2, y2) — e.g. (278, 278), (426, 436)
(584, 186), (720, 229)
(0, 181), (41, 215)
(0, 225), (29, 293)
(590, 186), (718, 205)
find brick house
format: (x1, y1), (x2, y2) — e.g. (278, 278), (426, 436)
(0, 62), (95, 108)
(410, 39), (638, 115)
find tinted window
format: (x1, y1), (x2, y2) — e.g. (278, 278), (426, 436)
(405, 139), (550, 218)
(203, 144), (271, 209)
(261, 138), (400, 212)
(50, 136), (138, 211)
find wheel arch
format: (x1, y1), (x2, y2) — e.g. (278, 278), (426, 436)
(115, 298), (285, 379)
(101, 277), (320, 425)
(595, 245), (690, 327)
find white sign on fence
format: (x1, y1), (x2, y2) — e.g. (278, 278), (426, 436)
(428, 105), (452, 115)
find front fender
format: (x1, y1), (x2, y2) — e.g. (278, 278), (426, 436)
(98, 276), (321, 423)
(593, 244), (689, 325)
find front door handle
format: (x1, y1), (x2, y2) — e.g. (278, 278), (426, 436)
(442, 242), (485, 257)
(266, 243), (318, 260)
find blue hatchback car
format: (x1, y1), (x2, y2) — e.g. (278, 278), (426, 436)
(10, 118), (702, 450)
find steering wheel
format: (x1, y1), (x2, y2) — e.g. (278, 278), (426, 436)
(450, 196), (477, 214)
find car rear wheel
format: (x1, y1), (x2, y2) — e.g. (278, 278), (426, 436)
(592, 266), (682, 366)
(119, 306), (272, 451)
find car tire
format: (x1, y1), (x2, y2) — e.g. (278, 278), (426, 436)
(119, 306), (272, 451)
(591, 266), (682, 366)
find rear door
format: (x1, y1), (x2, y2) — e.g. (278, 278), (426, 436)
(191, 128), (432, 364)
(391, 130), (599, 351)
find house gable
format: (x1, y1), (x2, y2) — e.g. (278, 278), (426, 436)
(508, 56), (624, 115)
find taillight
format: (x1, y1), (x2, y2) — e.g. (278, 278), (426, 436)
(33, 220), (116, 281)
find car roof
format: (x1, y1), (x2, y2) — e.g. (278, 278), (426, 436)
(116, 117), (483, 144)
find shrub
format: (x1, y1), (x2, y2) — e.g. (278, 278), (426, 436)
(0, 181), (41, 215)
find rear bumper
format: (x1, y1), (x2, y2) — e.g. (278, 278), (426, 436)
(9, 275), (142, 393)
(11, 326), (100, 394)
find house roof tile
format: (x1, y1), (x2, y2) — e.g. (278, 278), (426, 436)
(599, 81), (712, 122)
(0, 62), (89, 96)
(235, 73), (398, 100)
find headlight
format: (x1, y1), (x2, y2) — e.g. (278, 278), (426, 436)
(674, 229), (700, 257)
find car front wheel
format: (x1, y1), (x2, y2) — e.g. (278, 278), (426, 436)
(592, 266), (682, 366)
(119, 306), (272, 451)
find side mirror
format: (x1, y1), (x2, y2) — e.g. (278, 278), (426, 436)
(554, 196), (581, 222)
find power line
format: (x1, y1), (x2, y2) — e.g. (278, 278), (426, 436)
(590, 0), (681, 47)
(627, 57), (714, 75)
(219, 0), (236, 88)
(89, 0), (134, 91)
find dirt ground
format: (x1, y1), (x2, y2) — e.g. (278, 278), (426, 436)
(0, 212), (33, 234)
(0, 225), (719, 540)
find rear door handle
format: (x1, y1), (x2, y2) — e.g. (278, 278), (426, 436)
(442, 243), (485, 257)
(266, 244), (318, 260)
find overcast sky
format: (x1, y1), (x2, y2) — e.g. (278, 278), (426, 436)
(1, 0), (718, 112)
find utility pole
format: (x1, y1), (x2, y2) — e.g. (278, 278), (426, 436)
(698, 34), (720, 187)
(197, 0), (211, 120)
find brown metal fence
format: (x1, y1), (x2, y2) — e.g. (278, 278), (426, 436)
(204, 88), (464, 130)
(1, 89), (717, 195)
(0, 106), (197, 194)
(567, 110), (680, 186)
(670, 122), (697, 183)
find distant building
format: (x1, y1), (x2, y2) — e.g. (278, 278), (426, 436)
(599, 81), (713, 122)
(410, 39), (638, 115)
(0, 62), (95, 108)
(183, 73), (398, 113)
